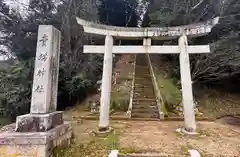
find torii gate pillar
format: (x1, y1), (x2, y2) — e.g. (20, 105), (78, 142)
(179, 35), (197, 133)
(99, 35), (113, 131)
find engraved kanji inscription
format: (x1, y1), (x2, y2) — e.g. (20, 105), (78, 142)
(39, 34), (48, 47)
(35, 85), (44, 93)
(38, 52), (48, 61)
(36, 68), (45, 77)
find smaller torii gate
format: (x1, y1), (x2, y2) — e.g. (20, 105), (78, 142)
(77, 17), (219, 133)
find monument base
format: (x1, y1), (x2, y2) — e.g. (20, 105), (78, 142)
(15, 111), (63, 132)
(93, 127), (113, 137)
(176, 127), (198, 135)
(0, 122), (72, 157)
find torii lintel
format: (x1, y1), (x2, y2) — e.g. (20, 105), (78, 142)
(76, 17), (219, 40)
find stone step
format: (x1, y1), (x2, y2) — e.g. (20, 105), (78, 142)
(136, 59), (148, 61)
(135, 71), (150, 73)
(131, 55), (160, 119)
(134, 86), (153, 88)
(134, 87), (153, 89)
(135, 79), (153, 85)
(135, 77), (151, 80)
(134, 89), (155, 92)
(134, 89), (154, 93)
(133, 105), (158, 110)
(135, 68), (149, 70)
(133, 95), (156, 99)
(134, 84), (151, 87)
(135, 76), (151, 78)
(134, 88), (153, 90)
(132, 103), (158, 108)
(133, 96), (156, 100)
(134, 92), (155, 95)
(134, 94), (155, 97)
(134, 84), (152, 87)
(134, 82), (153, 85)
(135, 65), (148, 67)
(133, 103), (157, 106)
(135, 67), (149, 69)
(136, 61), (147, 63)
(133, 99), (156, 103)
(135, 78), (151, 80)
(135, 69), (149, 71)
(134, 77), (151, 80)
(134, 92), (155, 96)
(133, 98), (156, 101)
(132, 109), (159, 114)
(131, 113), (159, 118)
(134, 86), (154, 89)
(132, 100), (156, 104)
(134, 88), (153, 91)
(135, 69), (148, 71)
(134, 72), (151, 75)
(132, 103), (156, 107)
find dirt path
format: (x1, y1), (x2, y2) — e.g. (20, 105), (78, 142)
(119, 121), (240, 156)
(216, 116), (240, 133)
(58, 117), (240, 157)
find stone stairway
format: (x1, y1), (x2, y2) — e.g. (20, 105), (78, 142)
(131, 54), (159, 118)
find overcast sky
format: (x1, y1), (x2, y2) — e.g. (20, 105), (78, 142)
(0, 0), (30, 60)
(4, 0), (30, 6)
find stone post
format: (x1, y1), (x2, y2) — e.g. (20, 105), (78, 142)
(99, 35), (113, 131)
(179, 35), (197, 133)
(0, 25), (72, 157)
(15, 25), (63, 132)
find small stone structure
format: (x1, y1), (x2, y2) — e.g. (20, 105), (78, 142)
(77, 17), (219, 134)
(0, 25), (72, 157)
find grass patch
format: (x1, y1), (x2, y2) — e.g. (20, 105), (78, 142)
(111, 81), (131, 111)
(54, 140), (107, 157)
(180, 143), (195, 154)
(101, 132), (120, 150)
(198, 129), (211, 137)
(155, 72), (182, 115)
(121, 147), (139, 154)
(54, 128), (122, 157)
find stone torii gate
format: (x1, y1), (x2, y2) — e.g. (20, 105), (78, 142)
(77, 17), (219, 134)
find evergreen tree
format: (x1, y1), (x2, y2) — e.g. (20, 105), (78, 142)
(142, 11), (150, 27)
(148, 0), (220, 26)
(0, 0), (103, 120)
(98, 0), (139, 27)
(145, 0), (240, 86)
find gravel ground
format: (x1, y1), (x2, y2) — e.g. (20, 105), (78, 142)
(119, 120), (240, 156)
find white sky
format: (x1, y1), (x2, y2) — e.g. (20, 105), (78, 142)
(1, 0), (30, 60)
(4, 0), (30, 6)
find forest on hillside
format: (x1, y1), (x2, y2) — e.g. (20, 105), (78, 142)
(0, 0), (240, 121)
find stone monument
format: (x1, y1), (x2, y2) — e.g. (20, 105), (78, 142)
(0, 25), (72, 157)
